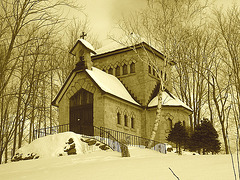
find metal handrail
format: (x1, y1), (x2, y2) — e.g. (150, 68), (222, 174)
(33, 123), (166, 153)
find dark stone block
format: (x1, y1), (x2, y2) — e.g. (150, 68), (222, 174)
(99, 144), (110, 151)
(87, 140), (97, 146)
(67, 138), (74, 144)
(67, 148), (77, 155)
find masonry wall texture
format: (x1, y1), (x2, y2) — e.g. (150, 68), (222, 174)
(92, 48), (171, 106)
(54, 41), (192, 144)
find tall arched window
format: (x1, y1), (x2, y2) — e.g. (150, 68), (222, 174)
(131, 117), (134, 129)
(124, 114), (128, 127)
(148, 65), (152, 74)
(168, 118), (172, 130)
(123, 64), (128, 75)
(117, 112), (121, 125)
(130, 62), (135, 73)
(108, 67), (113, 75)
(116, 65), (120, 76)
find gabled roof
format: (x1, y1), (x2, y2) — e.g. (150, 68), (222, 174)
(70, 39), (97, 55)
(52, 67), (140, 107)
(86, 67), (140, 106)
(148, 91), (193, 112)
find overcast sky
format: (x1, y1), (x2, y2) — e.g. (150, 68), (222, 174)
(68, 0), (240, 45)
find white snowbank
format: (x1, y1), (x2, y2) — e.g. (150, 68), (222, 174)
(0, 132), (237, 180)
(16, 132), (105, 159)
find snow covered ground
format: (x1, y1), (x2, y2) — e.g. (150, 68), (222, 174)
(0, 132), (237, 180)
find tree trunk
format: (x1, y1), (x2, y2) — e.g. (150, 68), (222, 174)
(220, 122), (229, 154)
(4, 143), (8, 163)
(147, 89), (163, 148)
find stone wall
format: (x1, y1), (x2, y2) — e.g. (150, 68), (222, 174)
(145, 107), (191, 143)
(103, 95), (142, 137)
(92, 48), (172, 106)
(57, 70), (142, 137)
(58, 72), (103, 130)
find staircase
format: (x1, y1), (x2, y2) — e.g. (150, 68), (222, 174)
(34, 124), (167, 154)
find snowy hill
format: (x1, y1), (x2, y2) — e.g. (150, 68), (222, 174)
(12, 132), (109, 160)
(0, 132), (237, 180)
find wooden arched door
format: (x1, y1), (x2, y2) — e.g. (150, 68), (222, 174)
(70, 89), (93, 136)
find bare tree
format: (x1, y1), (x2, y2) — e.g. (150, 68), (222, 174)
(114, 0), (209, 147)
(0, 0), (82, 163)
(213, 5), (240, 153)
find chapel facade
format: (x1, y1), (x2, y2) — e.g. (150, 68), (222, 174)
(52, 39), (192, 143)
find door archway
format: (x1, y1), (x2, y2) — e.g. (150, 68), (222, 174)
(70, 88), (93, 135)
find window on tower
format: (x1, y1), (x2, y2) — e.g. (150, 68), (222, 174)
(108, 67), (113, 75)
(130, 62), (135, 73)
(123, 64), (128, 75)
(148, 65), (151, 74)
(116, 65), (120, 76)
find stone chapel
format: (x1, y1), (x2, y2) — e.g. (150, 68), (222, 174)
(52, 38), (192, 143)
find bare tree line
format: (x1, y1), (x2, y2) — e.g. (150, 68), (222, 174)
(113, 0), (240, 154)
(1, 0), (240, 165)
(0, 0), (103, 164)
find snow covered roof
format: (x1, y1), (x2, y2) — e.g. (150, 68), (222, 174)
(93, 37), (165, 59)
(148, 91), (192, 112)
(70, 39), (96, 55)
(95, 41), (125, 55)
(86, 67), (140, 106)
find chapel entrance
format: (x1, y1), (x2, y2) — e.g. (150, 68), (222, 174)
(69, 89), (94, 136)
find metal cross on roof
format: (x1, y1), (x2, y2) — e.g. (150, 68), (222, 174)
(80, 32), (87, 39)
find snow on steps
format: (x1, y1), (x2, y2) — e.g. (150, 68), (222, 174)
(12, 132), (112, 162)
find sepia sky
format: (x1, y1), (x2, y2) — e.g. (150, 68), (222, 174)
(69, 0), (240, 45)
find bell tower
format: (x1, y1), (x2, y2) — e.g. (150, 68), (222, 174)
(69, 35), (96, 70)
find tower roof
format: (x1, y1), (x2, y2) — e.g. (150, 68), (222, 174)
(70, 39), (97, 55)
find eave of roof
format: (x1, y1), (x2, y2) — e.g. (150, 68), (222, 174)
(69, 39), (97, 55)
(52, 67), (140, 107)
(148, 91), (193, 113)
(92, 42), (165, 61)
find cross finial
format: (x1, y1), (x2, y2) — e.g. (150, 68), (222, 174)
(80, 32), (87, 39)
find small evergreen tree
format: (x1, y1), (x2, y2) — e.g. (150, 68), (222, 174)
(167, 121), (189, 155)
(189, 119), (221, 154)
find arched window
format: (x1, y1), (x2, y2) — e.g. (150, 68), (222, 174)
(116, 65), (120, 76)
(130, 62), (135, 73)
(117, 112), (121, 125)
(153, 69), (156, 76)
(108, 67), (113, 75)
(131, 117), (134, 129)
(124, 114), (128, 127)
(148, 65), (152, 74)
(123, 64), (128, 75)
(168, 118), (172, 130)
(164, 73), (167, 81)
